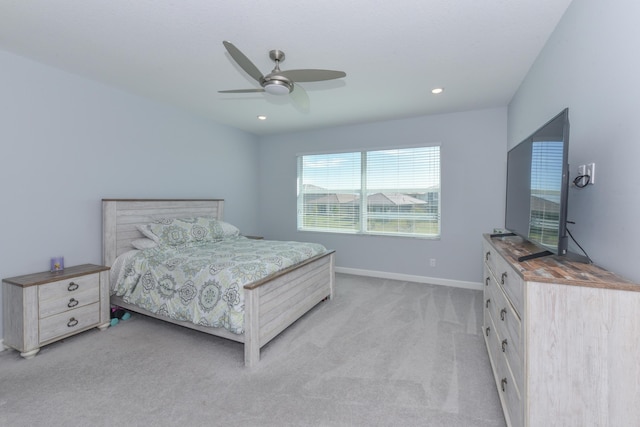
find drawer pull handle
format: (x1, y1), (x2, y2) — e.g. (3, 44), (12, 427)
(485, 277), (490, 287)
(500, 308), (507, 321)
(500, 272), (507, 285)
(67, 298), (79, 308)
(501, 378), (507, 392)
(67, 317), (79, 327)
(485, 326), (491, 337)
(485, 299), (491, 308)
(501, 339), (508, 352)
(67, 282), (79, 292)
(485, 251), (491, 261)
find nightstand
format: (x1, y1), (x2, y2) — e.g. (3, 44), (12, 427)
(2, 264), (110, 359)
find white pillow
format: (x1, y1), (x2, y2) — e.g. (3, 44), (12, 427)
(217, 220), (241, 238)
(137, 224), (161, 243)
(131, 238), (158, 250)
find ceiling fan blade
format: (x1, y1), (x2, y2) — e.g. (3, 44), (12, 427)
(290, 83), (310, 112)
(222, 41), (264, 83)
(219, 88), (266, 93)
(279, 69), (346, 82)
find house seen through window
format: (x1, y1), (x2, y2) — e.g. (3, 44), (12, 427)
(297, 146), (441, 237)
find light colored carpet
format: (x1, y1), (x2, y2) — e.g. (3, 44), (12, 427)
(0, 273), (505, 426)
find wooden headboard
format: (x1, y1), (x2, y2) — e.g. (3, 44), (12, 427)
(102, 199), (224, 267)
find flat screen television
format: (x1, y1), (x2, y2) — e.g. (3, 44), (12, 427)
(504, 108), (571, 261)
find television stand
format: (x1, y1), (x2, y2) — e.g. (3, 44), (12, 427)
(482, 234), (640, 426)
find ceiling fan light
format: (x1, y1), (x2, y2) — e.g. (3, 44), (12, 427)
(264, 81), (291, 95)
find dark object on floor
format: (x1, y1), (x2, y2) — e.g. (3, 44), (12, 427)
(110, 306), (131, 327)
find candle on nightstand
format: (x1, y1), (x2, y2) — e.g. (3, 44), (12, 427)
(50, 256), (64, 272)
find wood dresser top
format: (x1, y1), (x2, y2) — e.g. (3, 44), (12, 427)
(3, 264), (110, 287)
(484, 234), (639, 292)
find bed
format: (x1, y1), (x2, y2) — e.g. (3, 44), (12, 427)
(102, 198), (335, 367)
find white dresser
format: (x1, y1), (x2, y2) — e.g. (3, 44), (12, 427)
(482, 234), (640, 426)
(3, 264), (110, 358)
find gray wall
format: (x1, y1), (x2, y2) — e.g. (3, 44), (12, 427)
(0, 51), (260, 336)
(508, 0), (640, 282)
(257, 108), (507, 284)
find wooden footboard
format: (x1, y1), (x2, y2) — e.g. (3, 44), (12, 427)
(244, 251), (335, 366)
(102, 198), (335, 367)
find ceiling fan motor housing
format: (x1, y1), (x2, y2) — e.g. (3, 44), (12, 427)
(262, 76), (293, 95)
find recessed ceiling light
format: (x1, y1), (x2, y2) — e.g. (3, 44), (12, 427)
(431, 88), (444, 94)
(257, 115), (267, 120)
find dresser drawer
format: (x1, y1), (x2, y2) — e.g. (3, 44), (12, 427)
(38, 273), (100, 301)
(493, 341), (523, 427)
(39, 285), (99, 318)
(492, 254), (524, 315)
(39, 302), (100, 344)
(485, 271), (524, 393)
(485, 307), (523, 427)
(486, 270), (522, 351)
(483, 241), (498, 279)
(484, 240), (523, 313)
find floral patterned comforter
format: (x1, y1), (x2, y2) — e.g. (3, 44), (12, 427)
(113, 237), (327, 334)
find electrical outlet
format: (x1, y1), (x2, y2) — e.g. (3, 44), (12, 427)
(429, 258), (436, 267)
(586, 163), (595, 184)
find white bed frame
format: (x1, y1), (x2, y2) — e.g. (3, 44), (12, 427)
(102, 199), (335, 367)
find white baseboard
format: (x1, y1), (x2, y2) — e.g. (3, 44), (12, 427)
(335, 267), (482, 291)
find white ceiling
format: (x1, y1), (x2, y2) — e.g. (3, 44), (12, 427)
(0, 0), (573, 136)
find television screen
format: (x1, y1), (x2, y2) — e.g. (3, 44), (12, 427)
(505, 109), (569, 259)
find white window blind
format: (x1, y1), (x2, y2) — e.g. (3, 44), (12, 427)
(297, 152), (361, 232)
(297, 146), (440, 237)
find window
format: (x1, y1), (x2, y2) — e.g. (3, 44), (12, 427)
(297, 145), (440, 237)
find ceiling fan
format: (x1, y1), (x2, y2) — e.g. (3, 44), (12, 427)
(219, 41), (346, 111)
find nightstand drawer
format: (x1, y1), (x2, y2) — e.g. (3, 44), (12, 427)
(39, 285), (99, 318)
(39, 302), (100, 344)
(39, 273), (100, 301)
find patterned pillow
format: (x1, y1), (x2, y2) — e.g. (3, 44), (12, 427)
(138, 217), (240, 246)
